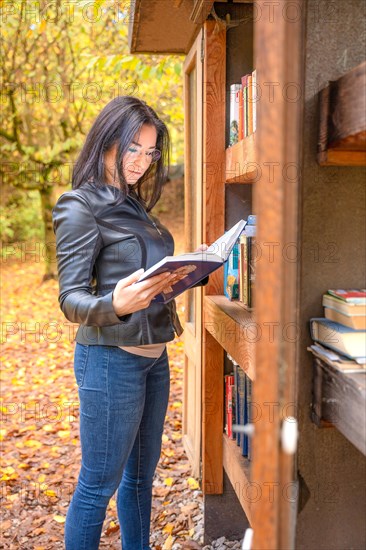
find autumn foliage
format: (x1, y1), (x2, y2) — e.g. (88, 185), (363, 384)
(0, 186), (203, 549)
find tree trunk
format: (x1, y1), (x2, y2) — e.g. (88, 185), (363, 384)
(39, 186), (58, 280)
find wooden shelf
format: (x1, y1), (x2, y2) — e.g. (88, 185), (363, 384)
(317, 61), (366, 166)
(311, 354), (366, 456)
(203, 295), (255, 380)
(223, 433), (252, 524)
(226, 134), (257, 183)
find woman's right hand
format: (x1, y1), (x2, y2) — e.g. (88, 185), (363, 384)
(112, 268), (175, 317)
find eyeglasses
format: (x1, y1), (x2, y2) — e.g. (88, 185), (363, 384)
(126, 145), (161, 164)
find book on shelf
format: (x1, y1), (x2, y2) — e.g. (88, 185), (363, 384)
(247, 74), (253, 136)
(239, 216), (256, 309)
(308, 343), (366, 373)
(246, 375), (253, 460)
(324, 306), (366, 330)
(322, 293), (366, 316)
(241, 74), (249, 138)
(224, 239), (240, 300)
(228, 70), (257, 146)
(309, 318), (366, 363)
(137, 219), (247, 303)
(224, 374), (235, 439)
(236, 368), (246, 453)
(241, 369), (249, 457)
(233, 362), (240, 447)
(238, 83), (244, 141)
(229, 83), (241, 146)
(327, 289), (366, 304)
(252, 69), (257, 133)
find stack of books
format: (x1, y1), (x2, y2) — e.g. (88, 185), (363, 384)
(224, 215), (256, 309)
(229, 69), (257, 146)
(309, 289), (366, 373)
(224, 360), (253, 460)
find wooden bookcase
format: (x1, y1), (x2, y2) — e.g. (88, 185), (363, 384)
(201, 1), (303, 546)
(200, 1), (366, 549)
(129, 1), (366, 548)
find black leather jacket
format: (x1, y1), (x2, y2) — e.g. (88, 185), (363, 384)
(52, 181), (207, 346)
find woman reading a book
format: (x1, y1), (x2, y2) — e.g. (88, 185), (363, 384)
(52, 96), (208, 549)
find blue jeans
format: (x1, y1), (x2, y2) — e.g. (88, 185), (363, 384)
(65, 344), (170, 550)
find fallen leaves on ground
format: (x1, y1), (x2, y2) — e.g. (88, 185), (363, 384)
(1, 251), (203, 549)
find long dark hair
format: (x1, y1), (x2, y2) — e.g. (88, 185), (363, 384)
(72, 96), (170, 212)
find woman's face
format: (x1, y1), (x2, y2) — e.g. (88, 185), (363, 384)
(104, 124), (158, 186)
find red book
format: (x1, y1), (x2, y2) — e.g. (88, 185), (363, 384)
(327, 289), (366, 304)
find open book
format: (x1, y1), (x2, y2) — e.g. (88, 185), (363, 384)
(137, 219), (247, 303)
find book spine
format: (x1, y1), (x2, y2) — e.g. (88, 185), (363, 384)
(324, 307), (366, 330)
(243, 84), (248, 137)
(248, 236), (253, 308)
(224, 374), (229, 436)
(237, 368), (246, 454)
(233, 363), (240, 446)
(224, 242), (240, 300)
(238, 84), (244, 141)
(246, 375), (252, 460)
(241, 75), (250, 138)
(240, 234), (249, 306)
(241, 372), (248, 457)
(229, 84), (241, 146)
(227, 375), (234, 439)
(252, 69), (257, 133)
(231, 375), (236, 441)
(247, 74), (253, 135)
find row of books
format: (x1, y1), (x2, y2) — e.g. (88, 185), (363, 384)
(224, 215), (256, 308)
(309, 289), (366, 373)
(224, 358), (252, 459)
(229, 69), (257, 146)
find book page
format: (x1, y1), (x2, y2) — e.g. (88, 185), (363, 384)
(207, 219), (247, 261)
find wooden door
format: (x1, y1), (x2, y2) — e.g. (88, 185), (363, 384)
(182, 29), (204, 478)
(251, 1), (305, 548)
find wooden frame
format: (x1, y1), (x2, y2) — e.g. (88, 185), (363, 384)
(201, 18), (226, 496)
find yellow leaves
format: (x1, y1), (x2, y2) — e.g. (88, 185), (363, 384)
(39, 20), (47, 33)
(172, 400), (182, 408)
(162, 523), (174, 534)
(57, 429), (70, 439)
(18, 462), (31, 470)
(53, 515), (66, 523)
(22, 439), (42, 448)
(42, 424), (55, 432)
(162, 434), (169, 443)
(43, 489), (57, 498)
(187, 477), (200, 490)
(164, 477), (174, 487)
(162, 448), (174, 458)
(0, 466), (18, 481)
(162, 534), (175, 550)
(0, 428), (6, 441)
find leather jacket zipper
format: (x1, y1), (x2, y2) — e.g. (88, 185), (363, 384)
(128, 194), (162, 235)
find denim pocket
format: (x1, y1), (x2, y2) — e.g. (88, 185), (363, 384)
(73, 343), (89, 387)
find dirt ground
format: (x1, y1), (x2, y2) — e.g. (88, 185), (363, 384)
(0, 178), (208, 550)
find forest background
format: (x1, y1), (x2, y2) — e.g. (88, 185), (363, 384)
(1, 0), (185, 278)
(0, 3), (205, 548)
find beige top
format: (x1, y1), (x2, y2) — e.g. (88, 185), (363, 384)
(119, 343), (166, 358)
